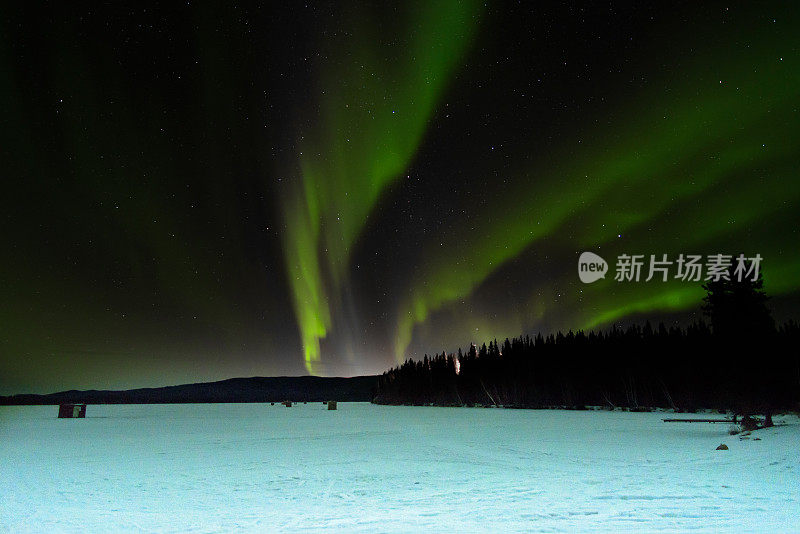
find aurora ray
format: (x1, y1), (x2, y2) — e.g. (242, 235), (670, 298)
(281, 0), (482, 373)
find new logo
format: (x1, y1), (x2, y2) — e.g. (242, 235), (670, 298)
(578, 251), (608, 283)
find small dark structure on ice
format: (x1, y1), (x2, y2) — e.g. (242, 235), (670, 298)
(282, 400), (292, 407)
(58, 404), (86, 418)
(327, 400), (337, 410)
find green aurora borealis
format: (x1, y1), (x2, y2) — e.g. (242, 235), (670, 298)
(2, 2), (799, 392)
(283, 0), (483, 373)
(394, 17), (800, 359)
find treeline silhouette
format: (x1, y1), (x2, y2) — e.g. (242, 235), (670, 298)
(374, 320), (800, 414)
(376, 265), (798, 415)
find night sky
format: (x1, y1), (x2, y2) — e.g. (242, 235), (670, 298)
(3, 2), (799, 394)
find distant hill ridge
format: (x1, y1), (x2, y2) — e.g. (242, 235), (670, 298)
(0, 375), (378, 405)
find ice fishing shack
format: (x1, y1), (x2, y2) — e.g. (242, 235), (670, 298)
(58, 404), (86, 418)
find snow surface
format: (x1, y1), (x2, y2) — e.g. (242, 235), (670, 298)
(1, 403), (798, 532)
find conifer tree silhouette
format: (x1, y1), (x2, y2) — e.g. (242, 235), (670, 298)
(701, 261), (774, 338)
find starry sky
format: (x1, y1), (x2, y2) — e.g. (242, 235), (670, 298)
(3, 1), (799, 394)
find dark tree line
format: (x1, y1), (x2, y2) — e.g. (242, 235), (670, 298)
(375, 272), (800, 415)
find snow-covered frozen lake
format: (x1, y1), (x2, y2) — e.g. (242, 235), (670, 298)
(1, 403), (797, 532)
